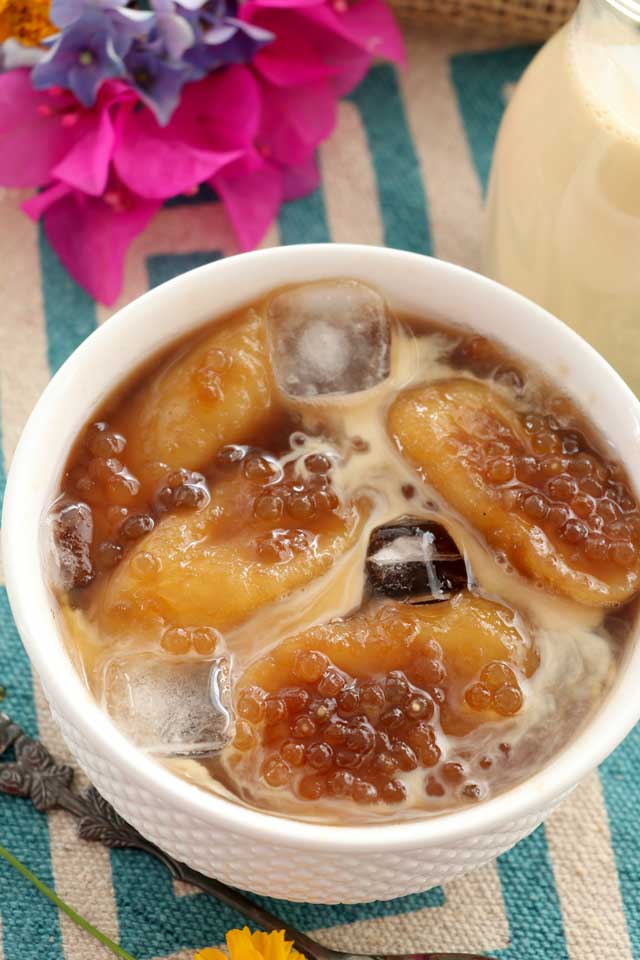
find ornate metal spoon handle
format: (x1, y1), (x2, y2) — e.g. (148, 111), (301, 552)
(0, 712), (493, 960)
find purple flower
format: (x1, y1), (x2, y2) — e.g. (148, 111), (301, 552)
(181, 1), (273, 75)
(124, 42), (193, 124)
(51, 1), (155, 51)
(152, 1), (197, 60)
(32, 11), (126, 106)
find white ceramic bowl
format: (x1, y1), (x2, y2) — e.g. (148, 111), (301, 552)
(4, 245), (640, 904)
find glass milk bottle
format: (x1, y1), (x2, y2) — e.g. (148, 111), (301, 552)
(484, 0), (640, 395)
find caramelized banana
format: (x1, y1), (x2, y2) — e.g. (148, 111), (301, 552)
(113, 311), (274, 481)
(388, 378), (640, 606)
(227, 593), (537, 805)
(98, 464), (366, 635)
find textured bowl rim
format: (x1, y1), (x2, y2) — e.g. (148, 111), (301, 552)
(4, 243), (640, 854)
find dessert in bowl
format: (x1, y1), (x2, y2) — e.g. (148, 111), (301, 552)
(3, 244), (640, 903)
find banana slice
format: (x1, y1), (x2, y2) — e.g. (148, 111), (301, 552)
(98, 465), (367, 636)
(226, 593), (537, 805)
(388, 378), (640, 606)
(114, 311), (274, 481)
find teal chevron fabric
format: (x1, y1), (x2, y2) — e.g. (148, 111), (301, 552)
(0, 29), (637, 960)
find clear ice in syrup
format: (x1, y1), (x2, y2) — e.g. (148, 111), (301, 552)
(266, 280), (391, 398)
(366, 518), (468, 602)
(102, 655), (232, 758)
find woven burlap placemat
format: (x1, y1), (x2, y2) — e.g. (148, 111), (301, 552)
(389, 0), (577, 40)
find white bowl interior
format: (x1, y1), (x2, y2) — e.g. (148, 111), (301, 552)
(4, 243), (640, 852)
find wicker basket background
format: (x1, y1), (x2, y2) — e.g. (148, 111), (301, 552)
(389, 0), (578, 41)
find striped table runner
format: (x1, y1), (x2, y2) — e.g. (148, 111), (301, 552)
(0, 27), (638, 960)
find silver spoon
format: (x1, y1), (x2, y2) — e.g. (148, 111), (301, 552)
(0, 712), (495, 960)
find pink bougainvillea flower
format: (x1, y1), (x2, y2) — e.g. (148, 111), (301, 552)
(0, 0), (405, 304)
(24, 178), (161, 304)
(113, 64), (259, 198)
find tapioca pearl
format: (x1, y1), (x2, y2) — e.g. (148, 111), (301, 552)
(380, 707), (405, 731)
(262, 756), (291, 788)
(304, 453), (332, 476)
(297, 774), (325, 800)
(316, 668), (347, 698)
(121, 513), (155, 540)
(493, 684), (523, 716)
(189, 627), (219, 656)
(523, 413), (545, 434)
(608, 483), (636, 513)
(280, 741), (306, 767)
(425, 776), (445, 797)
(523, 493), (549, 522)
(107, 505), (129, 527)
(88, 456), (120, 482)
(573, 494), (595, 519)
(580, 476), (604, 498)
(254, 533), (293, 563)
(598, 499), (620, 524)
(442, 761), (466, 785)
(408, 726), (441, 766)
(264, 697), (287, 726)
(307, 742), (334, 772)
(254, 492), (286, 523)
(559, 518), (589, 545)
(384, 671), (409, 704)
(516, 456), (540, 484)
(561, 433), (581, 455)
(494, 365), (524, 392)
(233, 720), (256, 752)
(243, 454), (282, 485)
(171, 483), (206, 509)
(313, 487), (340, 513)
(372, 752), (398, 778)
(584, 534), (608, 561)
(105, 472), (140, 504)
(541, 455), (569, 477)
(327, 770), (355, 797)
(608, 521), (631, 541)
(610, 541), (637, 568)
(287, 493), (317, 521)
(547, 475), (577, 501)
(548, 504), (571, 529)
(291, 715), (317, 739)
(463, 782), (485, 801)
(429, 686), (446, 705)
(567, 453), (596, 479)
(345, 726), (374, 754)
(360, 682), (385, 714)
(391, 740), (418, 771)
(465, 682), (492, 711)
(499, 742), (511, 755)
(381, 779), (407, 804)
(486, 458), (515, 485)
(293, 649), (328, 684)
(335, 749), (359, 769)
(487, 441), (511, 459)
(216, 444), (247, 468)
(480, 661), (516, 693)
(413, 656), (446, 687)
(350, 436), (370, 453)
(352, 780), (378, 804)
(401, 483), (416, 500)
(237, 688), (265, 723)
(87, 425), (127, 458)
(96, 541), (123, 571)
(405, 695), (434, 721)
(282, 687), (310, 716)
(479, 756), (493, 770)
(531, 431), (560, 455)
(161, 627), (191, 655)
(323, 717), (349, 744)
(386, 617), (419, 643)
(337, 688), (360, 717)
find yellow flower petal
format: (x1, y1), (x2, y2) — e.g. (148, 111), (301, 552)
(196, 928), (307, 960)
(0, 0), (55, 45)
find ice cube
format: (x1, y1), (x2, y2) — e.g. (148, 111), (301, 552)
(266, 280), (391, 398)
(366, 518), (468, 602)
(102, 654), (232, 758)
(51, 501), (94, 589)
